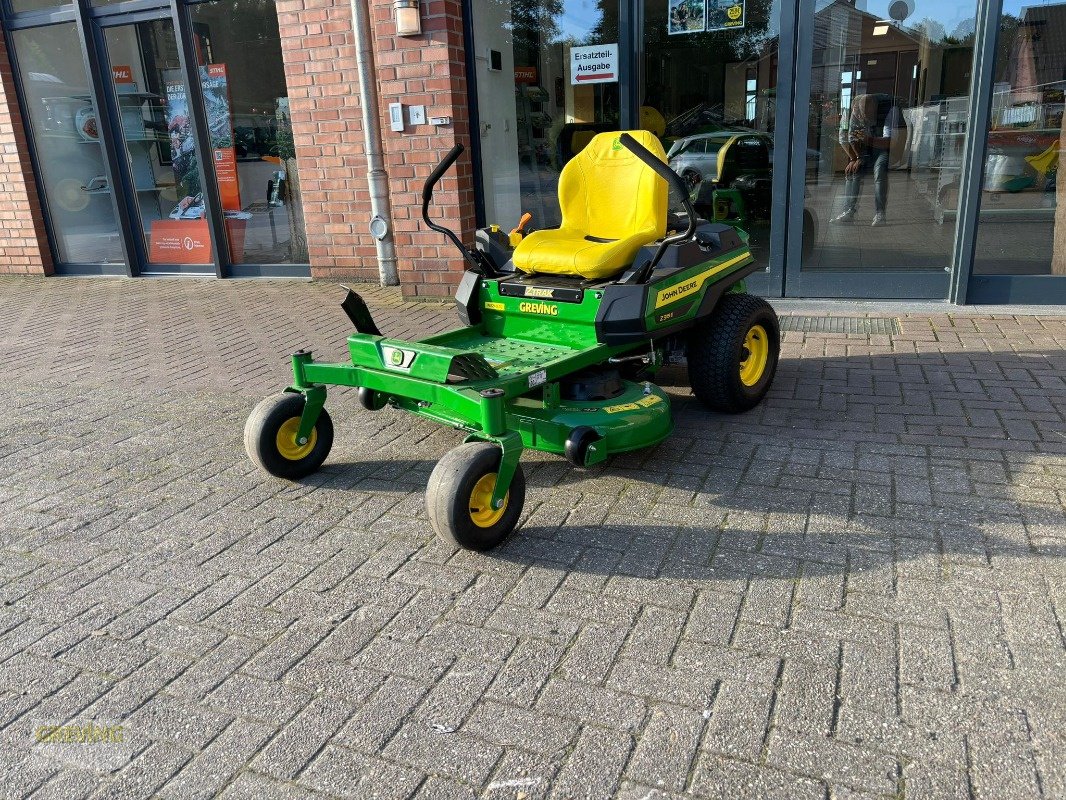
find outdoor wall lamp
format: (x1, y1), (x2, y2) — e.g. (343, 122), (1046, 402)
(393, 0), (422, 36)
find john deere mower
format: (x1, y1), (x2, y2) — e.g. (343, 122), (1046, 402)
(244, 131), (780, 551)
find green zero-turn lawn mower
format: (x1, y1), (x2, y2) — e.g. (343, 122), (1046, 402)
(245, 130), (780, 551)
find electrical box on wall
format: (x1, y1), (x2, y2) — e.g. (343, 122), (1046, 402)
(388, 103), (404, 132)
(408, 105), (426, 125)
(489, 50), (503, 71)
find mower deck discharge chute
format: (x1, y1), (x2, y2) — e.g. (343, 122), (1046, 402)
(245, 130), (780, 551)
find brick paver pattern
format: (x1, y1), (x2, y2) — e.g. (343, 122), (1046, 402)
(0, 276), (1063, 799)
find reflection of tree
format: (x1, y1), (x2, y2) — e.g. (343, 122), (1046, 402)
(988, 14), (1023, 83)
(511, 0), (563, 63)
(587, 0), (619, 44)
(644, 0), (775, 124)
(510, 0), (616, 55)
(908, 17), (947, 43)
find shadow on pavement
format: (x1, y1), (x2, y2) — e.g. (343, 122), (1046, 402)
(288, 348), (1063, 578)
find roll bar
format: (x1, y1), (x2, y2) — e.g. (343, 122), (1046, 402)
(421, 144), (498, 276)
(618, 132), (699, 284)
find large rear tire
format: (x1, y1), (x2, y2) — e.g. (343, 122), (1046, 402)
(687, 293), (779, 413)
(426, 442), (526, 551)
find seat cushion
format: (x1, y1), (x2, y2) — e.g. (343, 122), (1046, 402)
(512, 130), (668, 279)
(512, 229), (649, 280)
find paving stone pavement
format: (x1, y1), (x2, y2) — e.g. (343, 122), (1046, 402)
(0, 275), (1064, 800)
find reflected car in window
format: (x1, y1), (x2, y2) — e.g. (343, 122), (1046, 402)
(667, 130), (817, 261)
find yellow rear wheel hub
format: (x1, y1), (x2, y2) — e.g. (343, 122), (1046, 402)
(276, 417), (317, 461)
(739, 324), (769, 387)
(469, 473), (508, 528)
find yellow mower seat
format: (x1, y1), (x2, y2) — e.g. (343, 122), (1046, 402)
(513, 130), (668, 280)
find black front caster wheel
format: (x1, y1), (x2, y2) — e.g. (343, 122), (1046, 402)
(245, 393), (334, 479)
(426, 442), (526, 551)
(565, 426), (601, 467)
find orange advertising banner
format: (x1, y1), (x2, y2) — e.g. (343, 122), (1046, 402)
(201, 63), (241, 213)
(149, 219), (213, 264)
(214, 147), (240, 212)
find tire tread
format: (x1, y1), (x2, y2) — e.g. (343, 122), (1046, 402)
(244, 393), (333, 479)
(687, 293), (779, 413)
(426, 442), (525, 551)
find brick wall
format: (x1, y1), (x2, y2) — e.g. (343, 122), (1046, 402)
(0, 30), (52, 276)
(278, 0), (475, 298)
(0, 1), (471, 291)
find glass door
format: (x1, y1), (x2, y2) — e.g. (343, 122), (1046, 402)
(966, 0), (1066, 303)
(469, 0), (622, 232)
(784, 0), (984, 298)
(8, 19), (127, 269)
(95, 13), (218, 273)
(640, 0), (786, 286)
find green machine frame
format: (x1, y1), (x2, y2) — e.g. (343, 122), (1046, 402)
(248, 132), (780, 550)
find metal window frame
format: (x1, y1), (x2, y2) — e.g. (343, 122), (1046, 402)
(618, 0), (638, 130)
(754, 0), (800, 299)
(459, 0), (485, 227)
(88, 4), (218, 275)
(461, 0), (805, 301)
(2, 0), (311, 277)
(168, 0), (225, 277)
(176, 0), (310, 276)
(947, 0), (1002, 304)
(2, 13), (92, 270)
(954, 1), (1066, 305)
(3, 5), (76, 29)
(777, 0), (1025, 303)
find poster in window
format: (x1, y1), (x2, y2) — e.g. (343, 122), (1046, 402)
(707, 0), (745, 32)
(162, 75), (204, 220)
(200, 64), (241, 213)
(668, 0), (706, 35)
(160, 65), (241, 217)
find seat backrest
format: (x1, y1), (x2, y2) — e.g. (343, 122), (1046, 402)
(558, 130), (668, 242)
(716, 134), (771, 187)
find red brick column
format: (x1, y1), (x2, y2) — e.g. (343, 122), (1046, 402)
(277, 0), (475, 298)
(371, 0), (476, 298)
(0, 30), (53, 276)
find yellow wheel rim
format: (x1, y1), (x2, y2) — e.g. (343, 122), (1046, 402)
(469, 473), (508, 528)
(275, 417), (317, 461)
(739, 324), (770, 387)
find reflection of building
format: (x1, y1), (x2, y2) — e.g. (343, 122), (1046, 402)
(0, 0), (1062, 302)
(998, 4), (1066, 128)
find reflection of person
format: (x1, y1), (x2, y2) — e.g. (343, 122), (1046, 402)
(832, 93), (900, 226)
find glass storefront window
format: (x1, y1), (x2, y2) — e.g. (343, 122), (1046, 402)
(642, 0), (783, 270)
(102, 19), (212, 267)
(189, 0), (308, 264)
(471, 0), (620, 230)
(972, 0), (1065, 277)
(11, 22), (124, 264)
(799, 0), (980, 271)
